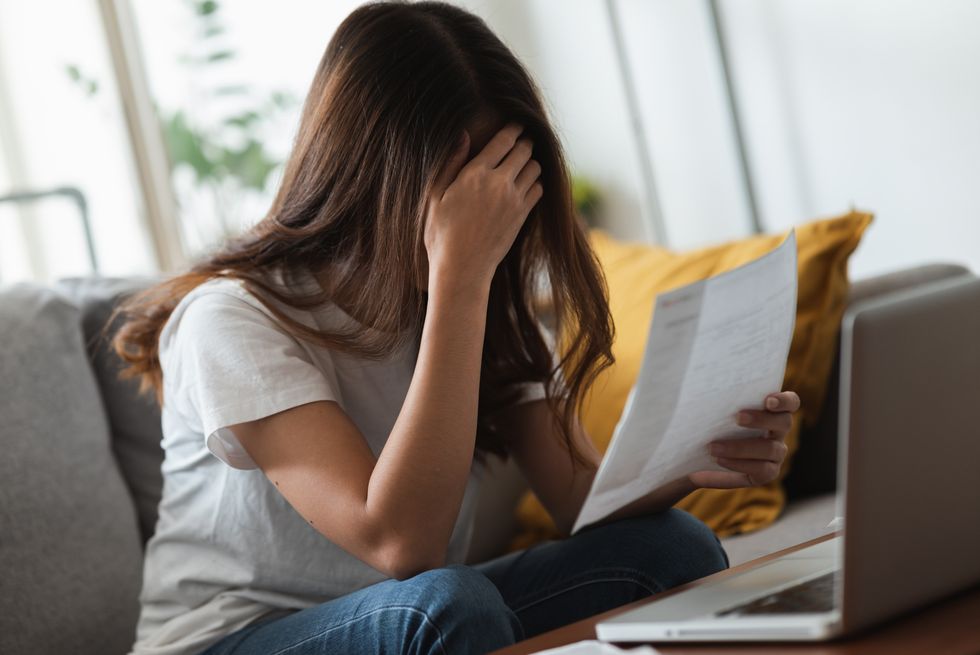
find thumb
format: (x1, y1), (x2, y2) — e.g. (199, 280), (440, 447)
(432, 130), (470, 200)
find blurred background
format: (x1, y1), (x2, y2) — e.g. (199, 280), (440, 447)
(0, 0), (977, 285)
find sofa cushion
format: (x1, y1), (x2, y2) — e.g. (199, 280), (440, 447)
(57, 276), (164, 543)
(0, 284), (143, 655)
(719, 493), (838, 567)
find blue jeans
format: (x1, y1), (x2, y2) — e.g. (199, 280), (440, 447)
(200, 509), (729, 655)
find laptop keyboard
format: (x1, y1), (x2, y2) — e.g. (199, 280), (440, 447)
(715, 571), (836, 617)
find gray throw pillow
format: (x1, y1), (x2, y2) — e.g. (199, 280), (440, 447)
(56, 277), (165, 544)
(0, 283), (143, 655)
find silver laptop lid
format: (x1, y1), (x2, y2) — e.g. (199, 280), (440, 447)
(837, 274), (980, 633)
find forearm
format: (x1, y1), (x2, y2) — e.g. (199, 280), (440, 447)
(366, 273), (491, 567)
(545, 460), (597, 536)
(361, 120), (537, 571)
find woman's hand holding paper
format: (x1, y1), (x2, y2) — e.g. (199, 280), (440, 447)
(688, 391), (801, 489)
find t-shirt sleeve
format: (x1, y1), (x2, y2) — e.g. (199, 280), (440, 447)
(161, 289), (338, 470)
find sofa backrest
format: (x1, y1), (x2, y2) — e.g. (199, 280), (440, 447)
(57, 277), (164, 545)
(0, 283), (143, 655)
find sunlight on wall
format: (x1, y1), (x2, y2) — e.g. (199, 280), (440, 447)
(723, 0), (980, 278)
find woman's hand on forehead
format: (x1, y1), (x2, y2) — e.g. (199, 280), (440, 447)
(424, 122), (543, 293)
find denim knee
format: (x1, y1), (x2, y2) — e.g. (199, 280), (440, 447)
(397, 565), (521, 653)
(587, 509), (729, 590)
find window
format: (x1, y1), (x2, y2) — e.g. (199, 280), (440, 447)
(0, 0), (154, 283)
(130, 0), (363, 258)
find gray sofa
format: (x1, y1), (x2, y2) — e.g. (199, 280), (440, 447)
(0, 263), (971, 655)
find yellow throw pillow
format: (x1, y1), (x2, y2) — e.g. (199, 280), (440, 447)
(512, 211), (872, 548)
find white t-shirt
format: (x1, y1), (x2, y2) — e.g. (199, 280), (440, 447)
(130, 275), (544, 655)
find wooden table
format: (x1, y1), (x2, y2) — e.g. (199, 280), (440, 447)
(491, 533), (980, 655)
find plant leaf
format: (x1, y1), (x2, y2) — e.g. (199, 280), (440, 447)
(270, 91), (296, 108)
(223, 111), (262, 128)
(220, 140), (278, 190)
(196, 0), (218, 16)
(206, 50), (234, 63)
(214, 85), (248, 96)
(162, 111), (216, 182)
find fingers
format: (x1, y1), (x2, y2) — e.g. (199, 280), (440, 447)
(433, 130), (471, 200)
(713, 457), (781, 486)
(521, 181), (544, 216)
(471, 123), (524, 169)
(694, 394), (797, 491)
(515, 157), (542, 192)
(765, 391), (801, 412)
(709, 436), (788, 462)
(689, 469), (757, 490)
(498, 137), (534, 177)
(735, 409), (792, 435)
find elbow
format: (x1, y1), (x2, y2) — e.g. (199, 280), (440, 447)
(375, 536), (447, 581)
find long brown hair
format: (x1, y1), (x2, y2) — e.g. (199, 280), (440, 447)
(113, 0), (614, 463)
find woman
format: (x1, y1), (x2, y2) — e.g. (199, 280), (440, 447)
(116, 2), (799, 654)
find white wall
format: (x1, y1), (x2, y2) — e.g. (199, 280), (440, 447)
(616, 0), (755, 249)
(722, 0), (980, 278)
(482, 0), (980, 278)
(459, 0), (656, 244)
(463, 0), (753, 248)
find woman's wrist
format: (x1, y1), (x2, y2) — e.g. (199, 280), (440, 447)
(427, 262), (494, 303)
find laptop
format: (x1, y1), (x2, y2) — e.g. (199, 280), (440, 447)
(596, 274), (980, 642)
